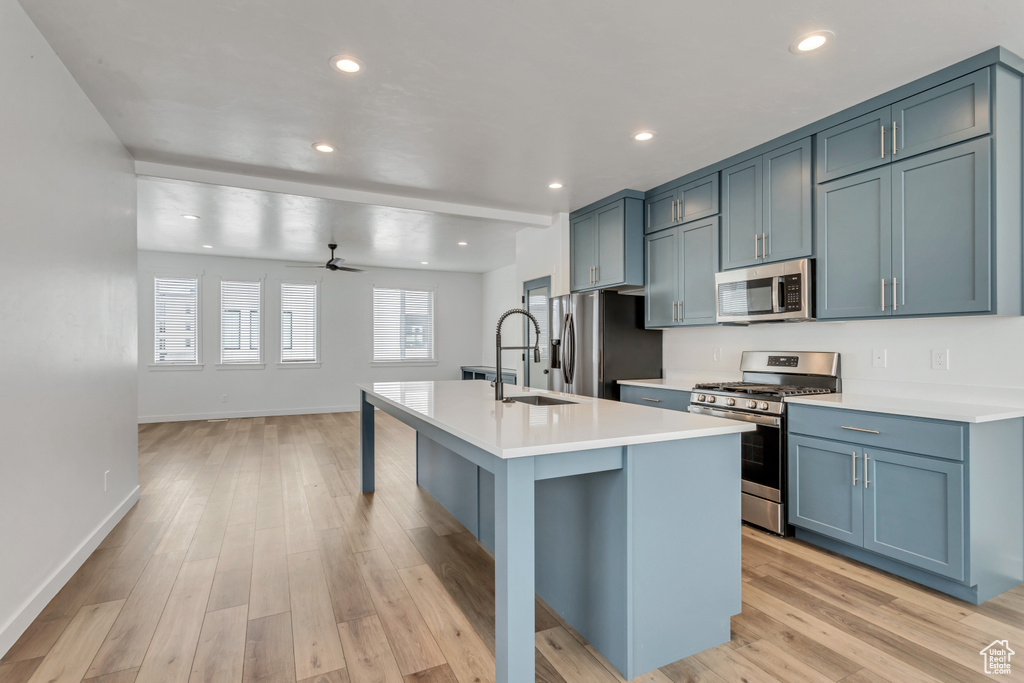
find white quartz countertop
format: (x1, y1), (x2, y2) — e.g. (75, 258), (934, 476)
(785, 393), (1024, 424)
(359, 380), (755, 459)
(618, 373), (740, 393)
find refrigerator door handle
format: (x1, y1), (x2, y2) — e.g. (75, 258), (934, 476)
(565, 314), (576, 386)
(560, 313), (571, 385)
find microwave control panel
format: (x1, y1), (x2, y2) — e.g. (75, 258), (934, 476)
(783, 274), (802, 311)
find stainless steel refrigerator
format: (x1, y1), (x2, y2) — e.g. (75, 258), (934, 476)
(549, 291), (662, 400)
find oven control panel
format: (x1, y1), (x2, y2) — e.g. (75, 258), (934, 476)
(767, 355), (799, 367)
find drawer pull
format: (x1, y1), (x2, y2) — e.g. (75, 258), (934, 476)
(641, 397), (661, 402)
(841, 426), (880, 434)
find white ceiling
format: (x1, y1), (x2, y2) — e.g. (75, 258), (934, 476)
(18, 0), (1024, 271)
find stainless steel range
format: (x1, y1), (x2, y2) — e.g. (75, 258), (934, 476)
(688, 351), (841, 535)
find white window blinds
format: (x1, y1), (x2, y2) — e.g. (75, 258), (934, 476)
(220, 280), (261, 363)
(373, 287), (435, 362)
(281, 282), (317, 362)
(154, 277), (199, 364)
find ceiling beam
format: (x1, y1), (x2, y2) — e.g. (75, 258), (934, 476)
(134, 161), (554, 227)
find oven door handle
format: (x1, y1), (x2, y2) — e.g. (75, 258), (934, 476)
(688, 405), (781, 427)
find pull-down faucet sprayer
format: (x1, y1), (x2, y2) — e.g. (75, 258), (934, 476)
(494, 308), (541, 401)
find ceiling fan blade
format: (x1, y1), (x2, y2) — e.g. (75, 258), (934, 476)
(334, 266), (366, 272)
(286, 265), (327, 269)
(327, 257), (347, 267)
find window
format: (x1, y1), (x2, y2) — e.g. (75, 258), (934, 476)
(373, 287), (435, 362)
(281, 282), (317, 362)
(154, 276), (199, 364)
(220, 280), (261, 364)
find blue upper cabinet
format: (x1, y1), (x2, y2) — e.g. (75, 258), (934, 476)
(816, 70), (991, 184)
(570, 191), (645, 292)
(644, 217), (719, 328)
(722, 138), (812, 270)
(818, 138), (991, 319)
(645, 173), (719, 234)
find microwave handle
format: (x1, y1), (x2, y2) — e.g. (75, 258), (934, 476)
(773, 276), (785, 313)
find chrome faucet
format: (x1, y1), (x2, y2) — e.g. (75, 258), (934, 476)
(494, 308), (541, 401)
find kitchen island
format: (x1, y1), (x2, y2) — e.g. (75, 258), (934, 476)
(358, 380), (755, 682)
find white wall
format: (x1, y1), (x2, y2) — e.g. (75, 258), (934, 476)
(481, 264), (519, 365)
(138, 251), (483, 421)
(664, 315), (1024, 404)
(0, 0), (138, 657)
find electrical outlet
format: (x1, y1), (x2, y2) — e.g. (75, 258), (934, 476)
(221, 394), (228, 403)
(104, 470), (110, 492)
(931, 348), (950, 370)
(872, 348), (887, 368)
(713, 348), (722, 362)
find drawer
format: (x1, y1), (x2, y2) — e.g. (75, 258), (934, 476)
(620, 385), (691, 413)
(787, 404), (964, 461)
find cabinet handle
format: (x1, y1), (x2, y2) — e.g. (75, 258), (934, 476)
(841, 425), (880, 434)
(641, 397), (662, 402)
(864, 453), (871, 489)
(892, 120), (898, 155)
(852, 452), (858, 486)
(762, 232), (767, 258)
(594, 265), (599, 283)
(672, 301), (677, 322)
(881, 125), (886, 158)
(892, 276), (898, 311)
(674, 200), (679, 222)
(754, 233), (760, 259)
(881, 278), (886, 311)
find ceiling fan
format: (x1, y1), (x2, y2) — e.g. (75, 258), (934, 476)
(288, 243), (365, 272)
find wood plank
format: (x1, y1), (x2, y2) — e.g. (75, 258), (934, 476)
(287, 550), (347, 680)
(185, 498), (231, 562)
(98, 495), (159, 550)
(402, 664), (458, 683)
(658, 655), (730, 683)
(584, 643), (673, 683)
(316, 528), (376, 623)
(26, 600), (124, 683)
(243, 612), (295, 683)
(88, 520), (170, 603)
(0, 658), (43, 683)
(155, 496), (208, 555)
(534, 626), (617, 683)
(208, 522), (255, 612)
(333, 495), (383, 553)
(732, 639), (834, 683)
(281, 444), (319, 555)
(692, 644), (780, 683)
(380, 532), (426, 570)
(83, 668), (141, 683)
(189, 604), (248, 683)
(86, 549), (187, 678)
(337, 615), (404, 683)
(355, 548), (445, 676)
(135, 557), (218, 683)
(250, 526), (291, 620)
(397, 564), (495, 683)
(306, 486), (345, 531)
(299, 671), (350, 683)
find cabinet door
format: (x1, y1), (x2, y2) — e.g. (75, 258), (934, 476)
(788, 436), (863, 545)
(679, 173), (719, 224)
(892, 138), (991, 316)
(646, 188), (678, 234)
(644, 228), (679, 328)
(595, 201), (625, 286)
(680, 218), (718, 325)
(816, 167), (893, 319)
(763, 138), (812, 263)
(815, 106), (892, 183)
(894, 69), (990, 160)
(721, 156), (763, 270)
(863, 449), (964, 580)
(570, 211), (597, 291)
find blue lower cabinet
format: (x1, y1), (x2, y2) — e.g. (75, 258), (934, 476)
(619, 385), (691, 412)
(788, 404), (1022, 603)
(789, 436), (863, 545)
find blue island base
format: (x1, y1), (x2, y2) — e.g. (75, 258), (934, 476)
(416, 432), (741, 678)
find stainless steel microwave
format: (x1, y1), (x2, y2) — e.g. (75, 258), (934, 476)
(715, 258), (813, 323)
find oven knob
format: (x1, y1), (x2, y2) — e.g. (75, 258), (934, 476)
(707, 396), (716, 404)
(697, 394), (706, 402)
(759, 401), (769, 410)
(746, 400), (757, 409)
(725, 398), (735, 407)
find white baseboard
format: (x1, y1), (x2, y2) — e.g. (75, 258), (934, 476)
(0, 485), (141, 658)
(138, 404), (359, 423)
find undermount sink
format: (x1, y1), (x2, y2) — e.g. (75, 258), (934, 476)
(505, 395), (578, 407)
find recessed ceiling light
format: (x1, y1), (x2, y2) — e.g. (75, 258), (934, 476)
(330, 55), (363, 74)
(457, 242), (468, 246)
(312, 142), (335, 153)
(181, 214), (200, 220)
(790, 30), (835, 54)
(202, 245), (213, 249)
(548, 182), (564, 189)
(633, 131), (655, 142)
(421, 261), (429, 265)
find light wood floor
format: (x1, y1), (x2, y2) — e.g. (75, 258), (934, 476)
(3, 413), (1023, 683)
